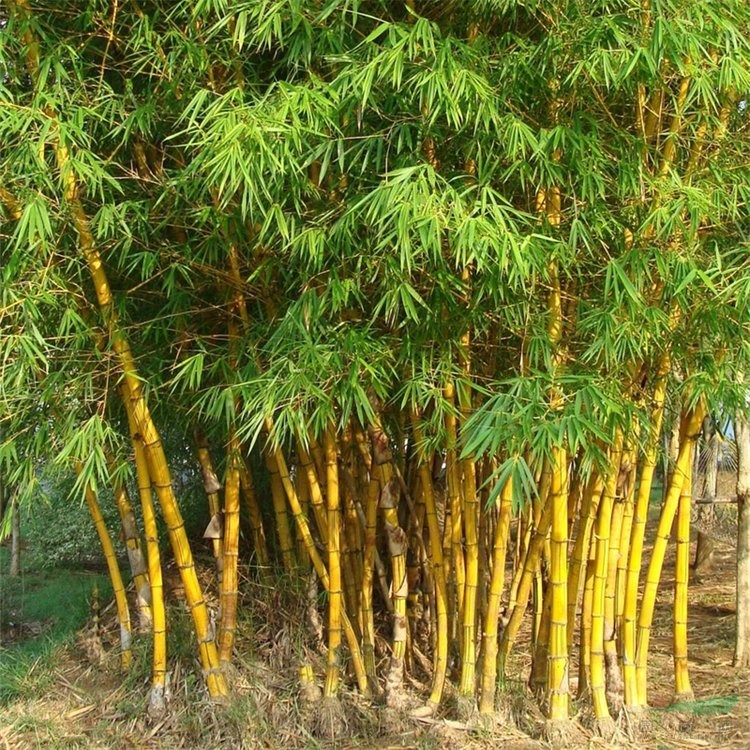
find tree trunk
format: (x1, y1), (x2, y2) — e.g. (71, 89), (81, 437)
(734, 412), (750, 668)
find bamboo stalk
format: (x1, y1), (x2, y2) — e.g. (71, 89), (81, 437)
(673, 457), (693, 701)
(411, 412), (448, 713)
(75, 461), (132, 670)
(323, 425), (343, 698)
(194, 428), (224, 578)
(105, 449), (152, 631)
(498, 495), (553, 674)
(589, 430), (623, 729)
(622, 356), (670, 710)
(127, 406), (167, 717)
(547, 447), (570, 721)
(458, 373), (479, 700)
(238, 457), (270, 571)
(566, 471), (604, 651)
(263, 446), (298, 571)
(218, 432), (241, 665)
(479, 477), (513, 713)
(635, 403), (705, 706)
(12, 0), (229, 689)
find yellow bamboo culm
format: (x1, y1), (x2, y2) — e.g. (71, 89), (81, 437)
(498, 495), (553, 674)
(444, 381), (466, 627)
(360, 472), (380, 684)
(127, 408), (168, 717)
(673, 456), (694, 702)
(368, 417), (408, 703)
(616, 447), (636, 637)
(238, 458), (270, 571)
(622, 357), (669, 710)
(589, 430), (623, 734)
(381, 472), (409, 703)
(603, 496), (625, 712)
(323, 425), (343, 698)
(547, 447), (570, 723)
(635, 402), (705, 707)
(578, 530), (597, 699)
(75, 462), (132, 670)
(566, 471), (604, 651)
(106, 448), (152, 631)
(479, 476), (513, 714)
(263, 445), (298, 572)
(411, 412), (448, 714)
(458, 370), (480, 701)
(219, 433), (241, 665)
(194, 429), (224, 576)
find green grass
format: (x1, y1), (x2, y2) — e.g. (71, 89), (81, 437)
(1, 550), (111, 704)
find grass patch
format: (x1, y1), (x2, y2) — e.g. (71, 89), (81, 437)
(1, 552), (111, 704)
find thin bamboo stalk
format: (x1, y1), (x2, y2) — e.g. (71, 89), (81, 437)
(635, 403), (705, 706)
(622, 356), (670, 709)
(218, 432), (241, 665)
(127, 407), (167, 716)
(75, 462), (132, 670)
(673, 458), (693, 701)
(411, 412), (448, 713)
(589, 431), (624, 728)
(479, 477), (513, 714)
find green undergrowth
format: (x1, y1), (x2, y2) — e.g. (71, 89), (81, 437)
(0, 550), (111, 704)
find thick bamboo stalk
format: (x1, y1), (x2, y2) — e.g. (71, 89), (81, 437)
(38, 55), (228, 701)
(547, 447), (570, 721)
(578, 532), (597, 700)
(381, 473), (409, 703)
(368, 418), (409, 702)
(566, 471), (604, 651)
(616, 449), (636, 636)
(360, 472), (380, 684)
(342, 487), (364, 629)
(498, 496), (553, 674)
(4, 0), (228, 696)
(458, 382), (479, 700)
(603, 497), (625, 711)
(64, 159), (226, 695)
(444, 382), (466, 628)
(323, 426), (343, 698)
(297, 440), (328, 541)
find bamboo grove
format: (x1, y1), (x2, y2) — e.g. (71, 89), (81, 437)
(2, 0), (750, 742)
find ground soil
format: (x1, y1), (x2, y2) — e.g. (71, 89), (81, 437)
(1, 496), (748, 750)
